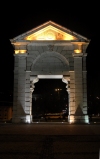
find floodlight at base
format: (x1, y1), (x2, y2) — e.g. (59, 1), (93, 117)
(26, 115), (32, 123)
(68, 115), (89, 124)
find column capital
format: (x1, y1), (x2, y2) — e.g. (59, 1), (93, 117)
(30, 75), (39, 83)
(67, 88), (70, 93)
(63, 75), (70, 82)
(62, 76), (70, 91)
(30, 88), (33, 93)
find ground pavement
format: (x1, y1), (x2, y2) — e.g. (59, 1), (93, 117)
(0, 122), (100, 159)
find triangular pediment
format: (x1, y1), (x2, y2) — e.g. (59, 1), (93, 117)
(11, 21), (89, 42)
(25, 25), (77, 41)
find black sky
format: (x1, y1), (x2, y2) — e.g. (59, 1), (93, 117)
(0, 6), (100, 99)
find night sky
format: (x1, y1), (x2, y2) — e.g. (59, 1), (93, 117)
(0, 6), (100, 110)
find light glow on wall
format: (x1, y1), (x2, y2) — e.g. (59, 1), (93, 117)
(85, 115), (89, 124)
(15, 50), (26, 54)
(74, 49), (82, 53)
(69, 116), (74, 123)
(26, 115), (32, 123)
(15, 50), (19, 54)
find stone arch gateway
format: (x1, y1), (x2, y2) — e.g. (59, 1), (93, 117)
(10, 21), (90, 123)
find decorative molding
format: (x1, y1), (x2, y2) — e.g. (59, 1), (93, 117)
(72, 53), (83, 57)
(47, 45), (54, 51)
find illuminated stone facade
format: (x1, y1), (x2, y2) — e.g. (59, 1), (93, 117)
(10, 21), (90, 123)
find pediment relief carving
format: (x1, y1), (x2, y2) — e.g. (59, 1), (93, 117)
(24, 26), (77, 41)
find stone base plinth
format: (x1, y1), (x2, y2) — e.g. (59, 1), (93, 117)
(68, 115), (89, 124)
(12, 115), (32, 123)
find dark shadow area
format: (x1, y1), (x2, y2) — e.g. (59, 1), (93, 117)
(86, 35), (100, 116)
(0, 37), (14, 91)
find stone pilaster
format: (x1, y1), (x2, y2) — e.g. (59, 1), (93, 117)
(74, 53), (83, 114)
(68, 53), (89, 123)
(12, 55), (27, 123)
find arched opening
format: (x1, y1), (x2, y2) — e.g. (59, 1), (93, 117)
(32, 79), (68, 122)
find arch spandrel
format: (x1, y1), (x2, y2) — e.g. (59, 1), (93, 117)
(30, 51), (69, 75)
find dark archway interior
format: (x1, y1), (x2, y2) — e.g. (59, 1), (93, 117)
(32, 79), (68, 122)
